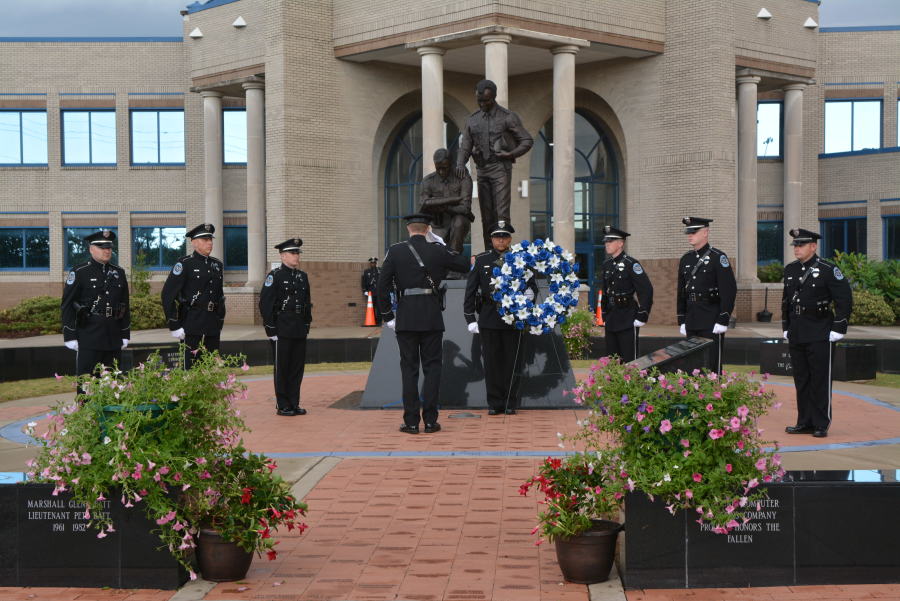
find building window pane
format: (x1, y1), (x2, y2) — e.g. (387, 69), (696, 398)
(0, 110), (48, 165)
(884, 216), (900, 260)
(852, 101), (881, 151)
(132, 226), (186, 269)
(224, 226), (248, 268)
(0, 228), (50, 270)
(25, 229), (50, 268)
(131, 110), (184, 165)
(65, 227), (118, 268)
(223, 109), (247, 164)
(757, 102), (781, 157)
(0, 230), (24, 268)
(158, 111), (185, 164)
(824, 100), (881, 153)
(62, 110), (116, 165)
(757, 221), (783, 264)
(819, 218), (866, 257)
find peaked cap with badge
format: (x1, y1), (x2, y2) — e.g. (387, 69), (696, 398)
(186, 223), (215, 239)
(275, 238), (303, 252)
(789, 228), (821, 246)
(682, 216), (712, 234)
(85, 229), (116, 247)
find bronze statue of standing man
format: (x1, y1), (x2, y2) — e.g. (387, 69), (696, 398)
(456, 79), (533, 251)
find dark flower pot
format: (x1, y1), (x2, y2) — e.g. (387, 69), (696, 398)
(197, 528), (253, 582)
(554, 519), (623, 584)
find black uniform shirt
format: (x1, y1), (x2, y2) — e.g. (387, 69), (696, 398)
(259, 264), (313, 339)
(781, 255), (852, 344)
(61, 258), (130, 350)
(598, 253), (654, 333)
(676, 244), (737, 331)
(160, 251), (226, 336)
(361, 266), (380, 294)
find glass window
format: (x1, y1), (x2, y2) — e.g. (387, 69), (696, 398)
(62, 110), (116, 165)
(65, 227), (118, 268)
(824, 100), (881, 153)
(757, 221), (783, 264)
(757, 102), (781, 157)
(130, 110), (185, 165)
(132, 226), (186, 270)
(0, 228), (50, 270)
(884, 216), (900, 260)
(224, 226), (248, 269)
(223, 109), (247, 164)
(0, 110), (48, 165)
(819, 218), (866, 257)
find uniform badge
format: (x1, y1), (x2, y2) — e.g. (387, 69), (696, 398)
(212, 262), (220, 272)
(172, 262), (183, 276)
(633, 263), (644, 275)
(834, 266), (844, 280)
(720, 255), (730, 268)
(812, 268), (820, 278)
(112, 271), (119, 279)
(265, 274), (274, 287)
(65, 271), (76, 285)
(617, 262), (624, 271)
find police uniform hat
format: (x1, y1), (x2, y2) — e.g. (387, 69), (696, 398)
(602, 225), (629, 242)
(186, 223), (216, 239)
(84, 229), (116, 248)
(403, 213), (433, 225)
(789, 228), (821, 246)
(682, 216), (712, 234)
(275, 238), (303, 253)
(490, 221), (515, 237)
(368, 257), (378, 263)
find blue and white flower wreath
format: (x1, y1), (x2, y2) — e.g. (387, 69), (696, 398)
(490, 238), (581, 335)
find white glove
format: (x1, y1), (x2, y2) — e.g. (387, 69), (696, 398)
(783, 331), (789, 341)
(633, 320), (646, 328)
(269, 336), (278, 341)
(425, 230), (446, 246)
(829, 331), (844, 343)
(679, 324), (686, 336)
(385, 319), (396, 331)
(64, 340), (79, 351)
(121, 339), (129, 350)
(712, 323), (728, 335)
(171, 327), (185, 340)
(524, 289), (535, 301)
(467, 322), (480, 334)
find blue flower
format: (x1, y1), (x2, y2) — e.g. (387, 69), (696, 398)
(492, 266), (501, 276)
(514, 321), (525, 330)
(554, 246), (563, 254)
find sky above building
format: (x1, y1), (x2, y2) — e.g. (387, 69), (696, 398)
(0, 0), (898, 37)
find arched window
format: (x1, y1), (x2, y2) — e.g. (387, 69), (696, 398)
(529, 111), (619, 293)
(383, 114), (460, 250)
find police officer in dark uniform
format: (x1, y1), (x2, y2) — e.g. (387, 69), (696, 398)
(782, 228), (852, 438)
(376, 213), (470, 434)
(260, 238), (313, 416)
(61, 230), (130, 377)
(455, 79), (533, 251)
(598, 225), (654, 362)
(676, 217), (736, 373)
(361, 257), (381, 325)
(161, 223), (226, 369)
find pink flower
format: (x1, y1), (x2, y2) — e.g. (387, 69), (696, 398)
(684, 489), (693, 499)
(730, 417), (741, 430)
(713, 391), (722, 399)
(692, 473), (703, 482)
(636, 413), (645, 422)
(737, 405), (749, 418)
(725, 504), (735, 514)
(156, 511), (177, 525)
(680, 439), (690, 448)
(97, 531), (107, 539)
(725, 463), (732, 473)
(708, 429), (724, 440)
(54, 372), (63, 380)
(659, 419), (672, 434)
(705, 403), (714, 411)
(755, 458), (767, 471)
(241, 363), (250, 371)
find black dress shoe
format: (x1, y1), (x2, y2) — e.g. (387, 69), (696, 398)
(504, 409), (517, 415)
(424, 423), (441, 433)
(488, 409), (500, 416)
(276, 408), (295, 416)
(812, 429), (828, 438)
(399, 425), (419, 434)
(785, 424), (814, 434)
(294, 407), (307, 415)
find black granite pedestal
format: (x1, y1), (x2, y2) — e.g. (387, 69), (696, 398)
(760, 340), (878, 381)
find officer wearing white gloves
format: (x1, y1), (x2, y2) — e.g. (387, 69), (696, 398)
(782, 228), (852, 438)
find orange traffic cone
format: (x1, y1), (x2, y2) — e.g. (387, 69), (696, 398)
(364, 291), (377, 327)
(594, 290), (604, 326)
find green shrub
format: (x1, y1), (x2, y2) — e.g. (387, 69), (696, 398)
(757, 262), (784, 283)
(850, 289), (895, 326)
(561, 307), (596, 360)
(891, 296), (900, 324)
(131, 252), (152, 297)
(833, 252), (900, 303)
(130, 294), (166, 330)
(0, 295), (59, 336)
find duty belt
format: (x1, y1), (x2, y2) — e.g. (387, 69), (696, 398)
(402, 288), (434, 297)
(688, 292), (714, 303)
(91, 306), (114, 318)
(193, 301), (218, 312)
(793, 303), (827, 316)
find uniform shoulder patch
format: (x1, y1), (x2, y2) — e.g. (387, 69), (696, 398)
(720, 254), (730, 268)
(834, 266), (844, 280)
(172, 262), (183, 276)
(264, 274), (274, 287)
(632, 263), (644, 275)
(65, 271), (76, 285)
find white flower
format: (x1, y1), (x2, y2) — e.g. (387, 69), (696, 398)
(27, 421), (37, 429)
(500, 263), (512, 275)
(509, 278), (520, 291)
(549, 255), (561, 268)
(514, 294), (527, 305)
(663, 473), (671, 482)
(516, 308), (530, 320)
(513, 255), (526, 269)
(566, 272), (579, 282)
(563, 251), (574, 262)
(501, 295), (514, 308)
(530, 326), (543, 335)
(544, 239), (556, 250)
(527, 244), (539, 255)
(524, 269), (534, 280)
(510, 243), (523, 253)
(534, 261), (547, 272)
(490, 275), (504, 289)
(502, 314), (516, 324)
(550, 273), (564, 284)
(545, 316), (557, 328)
(556, 432), (563, 438)
(558, 285), (570, 295)
(103, 436), (112, 445)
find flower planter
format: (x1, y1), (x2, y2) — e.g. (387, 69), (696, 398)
(554, 519), (623, 584)
(196, 528), (253, 582)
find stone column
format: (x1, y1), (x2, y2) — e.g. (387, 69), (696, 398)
(551, 45), (578, 253)
(243, 82), (266, 286)
(481, 33), (511, 107)
(418, 47), (445, 177)
(736, 74), (760, 283)
(201, 91), (224, 247)
(782, 84), (806, 265)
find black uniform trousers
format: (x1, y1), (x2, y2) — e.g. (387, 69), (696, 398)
(396, 330), (442, 428)
(272, 337), (307, 411)
(605, 327), (640, 362)
(76, 348), (121, 377)
(476, 162), (511, 250)
(184, 334), (220, 370)
(789, 340), (833, 431)
(480, 328), (524, 411)
(687, 329), (724, 374)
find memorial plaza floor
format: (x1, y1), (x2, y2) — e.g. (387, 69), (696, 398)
(0, 327), (898, 600)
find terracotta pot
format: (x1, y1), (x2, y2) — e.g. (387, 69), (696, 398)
(554, 519), (623, 584)
(196, 528), (253, 582)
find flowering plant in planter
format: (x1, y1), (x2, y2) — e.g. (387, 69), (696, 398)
(26, 349), (308, 578)
(567, 357), (784, 533)
(519, 450), (627, 543)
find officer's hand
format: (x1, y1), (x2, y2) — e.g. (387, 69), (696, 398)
(679, 324), (686, 336)
(633, 320), (646, 328)
(454, 166), (467, 180)
(524, 289), (535, 301)
(64, 340), (79, 352)
(269, 335), (278, 342)
(171, 327), (185, 340)
(426, 229), (446, 246)
(783, 330), (789, 341)
(829, 331), (844, 343)
(712, 323), (728, 335)
(121, 339), (129, 350)
(385, 319), (396, 331)
(467, 322), (480, 334)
